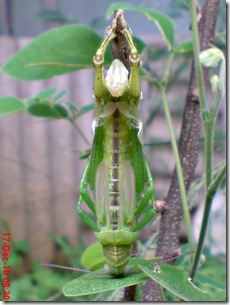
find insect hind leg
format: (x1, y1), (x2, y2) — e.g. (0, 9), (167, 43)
(134, 158), (156, 232)
(77, 160), (98, 232)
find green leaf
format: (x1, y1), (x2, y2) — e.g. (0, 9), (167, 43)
(2, 25), (103, 80)
(196, 273), (226, 290)
(210, 290), (226, 301)
(14, 240), (31, 254)
(81, 242), (105, 271)
(66, 102), (94, 117)
(140, 264), (214, 301)
(77, 103), (95, 116)
(26, 97), (40, 107)
(49, 233), (77, 258)
(27, 100), (68, 118)
(199, 282), (226, 301)
(63, 269), (148, 297)
(106, 3), (174, 49)
(53, 104), (68, 117)
(133, 36), (146, 54)
(36, 87), (57, 98)
(174, 40), (193, 53)
(0, 96), (25, 117)
(53, 89), (67, 102)
(63, 257), (164, 297)
(199, 47), (224, 68)
(79, 149), (91, 160)
(66, 101), (78, 112)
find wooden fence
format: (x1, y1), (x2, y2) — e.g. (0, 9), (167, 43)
(0, 36), (96, 262)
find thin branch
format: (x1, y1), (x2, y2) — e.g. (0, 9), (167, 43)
(69, 119), (90, 145)
(189, 0), (208, 121)
(208, 163), (226, 196)
(159, 86), (193, 251)
(190, 163), (226, 280)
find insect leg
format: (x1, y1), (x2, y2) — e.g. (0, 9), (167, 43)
(77, 160), (98, 232)
(135, 159), (156, 232)
(77, 195), (98, 232)
(78, 159), (96, 213)
(123, 28), (141, 99)
(93, 31), (116, 99)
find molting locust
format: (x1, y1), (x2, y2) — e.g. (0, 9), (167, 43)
(77, 10), (156, 276)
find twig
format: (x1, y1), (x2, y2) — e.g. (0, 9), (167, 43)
(69, 118), (90, 145)
(190, 163), (226, 280)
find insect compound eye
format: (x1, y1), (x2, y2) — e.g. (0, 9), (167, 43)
(105, 59), (129, 97)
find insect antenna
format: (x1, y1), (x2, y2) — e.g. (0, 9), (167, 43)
(127, 250), (196, 275)
(153, 250), (196, 266)
(42, 263), (105, 275)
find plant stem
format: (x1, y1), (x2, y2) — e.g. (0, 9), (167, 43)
(157, 283), (165, 301)
(142, 1), (220, 300)
(160, 87), (193, 252)
(162, 52), (174, 85)
(208, 163), (226, 196)
(157, 51), (194, 251)
(189, 0), (208, 120)
(189, 0), (225, 281)
(205, 88), (223, 189)
(205, 121), (213, 188)
(209, 87), (224, 125)
(69, 119), (90, 146)
(190, 163), (226, 280)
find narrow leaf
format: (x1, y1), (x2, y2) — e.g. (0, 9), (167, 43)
(54, 105), (68, 118)
(106, 3), (174, 49)
(79, 149), (91, 160)
(133, 36), (146, 54)
(66, 101), (78, 112)
(63, 257), (163, 297)
(63, 270), (148, 297)
(53, 89), (67, 102)
(140, 264), (214, 301)
(174, 40), (193, 53)
(36, 87), (57, 98)
(27, 101), (68, 118)
(2, 25), (103, 80)
(78, 103), (95, 116)
(210, 290), (226, 301)
(0, 96), (25, 117)
(196, 273), (226, 290)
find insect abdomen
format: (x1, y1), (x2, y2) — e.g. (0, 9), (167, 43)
(94, 109), (138, 275)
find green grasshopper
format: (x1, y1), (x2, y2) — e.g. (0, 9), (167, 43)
(77, 11), (156, 276)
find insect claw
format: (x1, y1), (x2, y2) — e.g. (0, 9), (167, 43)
(105, 25), (113, 37)
(104, 264), (110, 275)
(123, 265), (130, 275)
(154, 265), (161, 273)
(156, 198), (167, 213)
